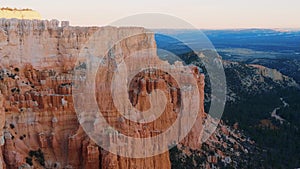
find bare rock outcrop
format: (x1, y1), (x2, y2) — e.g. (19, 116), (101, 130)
(0, 19), (205, 169)
(0, 8), (42, 20)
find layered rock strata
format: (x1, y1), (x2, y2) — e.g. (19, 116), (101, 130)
(0, 19), (205, 169)
(0, 8), (42, 20)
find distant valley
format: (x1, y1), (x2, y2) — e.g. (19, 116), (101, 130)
(155, 29), (300, 168)
(155, 29), (300, 84)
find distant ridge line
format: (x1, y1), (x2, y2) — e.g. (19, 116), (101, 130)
(1, 7), (33, 11)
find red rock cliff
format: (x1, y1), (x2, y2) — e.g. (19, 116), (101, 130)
(0, 19), (205, 169)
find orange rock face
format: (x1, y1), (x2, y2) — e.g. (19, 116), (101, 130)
(0, 19), (205, 169)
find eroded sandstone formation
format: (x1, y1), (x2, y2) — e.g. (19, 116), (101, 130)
(0, 19), (205, 169)
(0, 8), (42, 20)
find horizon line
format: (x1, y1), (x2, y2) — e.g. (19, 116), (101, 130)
(1, 17), (300, 31)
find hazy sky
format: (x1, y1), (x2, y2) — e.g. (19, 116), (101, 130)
(1, 0), (300, 29)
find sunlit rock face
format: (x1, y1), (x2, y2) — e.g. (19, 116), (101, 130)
(0, 8), (42, 20)
(0, 19), (205, 169)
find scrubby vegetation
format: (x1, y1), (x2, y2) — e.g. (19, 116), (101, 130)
(26, 149), (45, 167)
(174, 49), (300, 168)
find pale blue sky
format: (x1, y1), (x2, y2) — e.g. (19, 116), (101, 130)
(1, 0), (300, 29)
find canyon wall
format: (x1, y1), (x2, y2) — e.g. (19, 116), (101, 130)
(0, 19), (205, 169)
